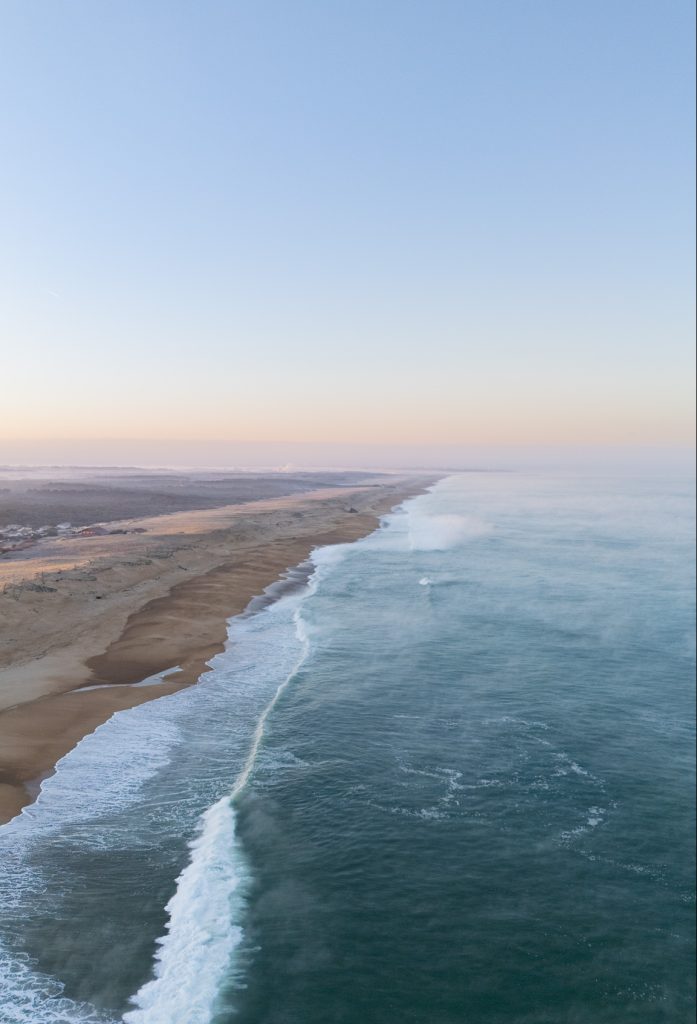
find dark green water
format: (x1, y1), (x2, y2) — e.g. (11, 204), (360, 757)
(226, 475), (695, 1024)
(0, 474), (694, 1024)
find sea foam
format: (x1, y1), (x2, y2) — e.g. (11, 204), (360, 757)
(121, 798), (245, 1024)
(121, 569), (319, 1024)
(0, 941), (116, 1023)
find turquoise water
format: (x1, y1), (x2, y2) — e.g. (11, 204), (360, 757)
(0, 473), (694, 1023)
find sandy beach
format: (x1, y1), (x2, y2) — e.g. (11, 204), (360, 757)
(0, 476), (433, 823)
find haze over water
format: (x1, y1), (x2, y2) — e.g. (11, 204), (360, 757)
(0, 471), (693, 1023)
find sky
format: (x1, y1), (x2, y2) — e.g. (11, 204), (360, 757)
(0, 0), (694, 466)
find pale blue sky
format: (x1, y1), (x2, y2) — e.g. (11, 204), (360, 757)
(1, 0), (694, 449)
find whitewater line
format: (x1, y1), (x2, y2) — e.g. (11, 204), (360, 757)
(229, 602), (310, 803)
(122, 575), (318, 1024)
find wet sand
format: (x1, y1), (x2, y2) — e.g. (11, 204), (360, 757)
(0, 478), (433, 822)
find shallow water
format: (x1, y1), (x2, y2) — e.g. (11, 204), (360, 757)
(0, 473), (694, 1023)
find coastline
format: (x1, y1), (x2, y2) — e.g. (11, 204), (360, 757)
(0, 478), (435, 823)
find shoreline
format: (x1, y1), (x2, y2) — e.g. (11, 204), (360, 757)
(0, 478), (436, 823)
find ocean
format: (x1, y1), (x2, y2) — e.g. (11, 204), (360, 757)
(0, 472), (694, 1024)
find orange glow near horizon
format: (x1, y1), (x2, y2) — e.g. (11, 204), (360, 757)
(1, 404), (694, 448)
(1, 0), (693, 462)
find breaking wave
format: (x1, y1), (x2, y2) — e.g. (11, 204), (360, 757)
(121, 555), (327, 1023)
(121, 798), (245, 1024)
